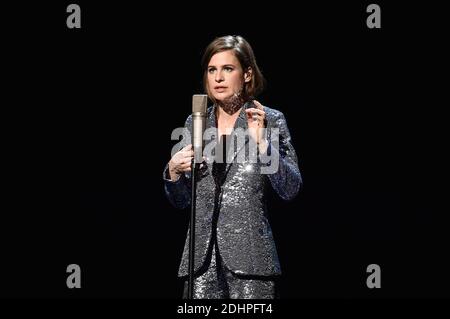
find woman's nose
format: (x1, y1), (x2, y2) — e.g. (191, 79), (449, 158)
(215, 71), (224, 82)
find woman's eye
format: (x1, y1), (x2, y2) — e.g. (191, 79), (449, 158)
(208, 68), (215, 73)
(224, 67), (233, 72)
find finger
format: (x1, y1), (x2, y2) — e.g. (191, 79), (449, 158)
(253, 100), (264, 110)
(181, 164), (192, 170)
(181, 144), (192, 151)
(248, 111), (258, 122)
(245, 108), (265, 115)
(248, 116), (260, 124)
(245, 109), (260, 120)
(181, 157), (193, 164)
(248, 115), (265, 128)
(182, 149), (194, 157)
(246, 112), (263, 121)
(180, 160), (192, 168)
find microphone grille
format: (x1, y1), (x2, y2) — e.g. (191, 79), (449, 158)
(192, 94), (207, 113)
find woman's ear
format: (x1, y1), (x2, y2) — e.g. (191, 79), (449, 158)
(244, 67), (253, 83)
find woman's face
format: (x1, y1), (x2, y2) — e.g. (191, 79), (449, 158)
(207, 50), (251, 102)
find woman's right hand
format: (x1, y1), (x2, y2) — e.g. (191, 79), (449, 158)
(168, 144), (193, 181)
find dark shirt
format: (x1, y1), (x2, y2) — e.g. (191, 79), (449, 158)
(212, 134), (230, 189)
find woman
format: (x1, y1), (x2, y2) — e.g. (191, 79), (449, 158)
(163, 35), (302, 299)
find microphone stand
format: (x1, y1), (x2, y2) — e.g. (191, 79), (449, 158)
(188, 94), (207, 299)
(188, 159), (198, 299)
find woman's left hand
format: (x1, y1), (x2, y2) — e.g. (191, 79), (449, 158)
(245, 100), (267, 145)
(245, 101), (269, 154)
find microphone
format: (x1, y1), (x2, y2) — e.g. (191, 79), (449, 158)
(192, 95), (207, 164)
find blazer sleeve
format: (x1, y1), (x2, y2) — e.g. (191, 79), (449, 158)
(163, 115), (193, 209)
(264, 110), (303, 201)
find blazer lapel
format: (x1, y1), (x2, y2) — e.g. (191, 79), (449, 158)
(225, 101), (252, 173)
(202, 105), (217, 177)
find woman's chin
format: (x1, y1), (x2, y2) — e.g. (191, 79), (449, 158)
(214, 93), (233, 102)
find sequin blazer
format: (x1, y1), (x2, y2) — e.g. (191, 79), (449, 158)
(163, 102), (302, 277)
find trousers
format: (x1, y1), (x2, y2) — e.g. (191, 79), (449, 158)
(182, 240), (279, 299)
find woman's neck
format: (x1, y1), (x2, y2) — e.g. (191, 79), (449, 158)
(216, 90), (246, 116)
(217, 105), (241, 120)
(216, 105), (241, 136)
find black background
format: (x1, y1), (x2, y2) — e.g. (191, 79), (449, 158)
(2, 1), (447, 299)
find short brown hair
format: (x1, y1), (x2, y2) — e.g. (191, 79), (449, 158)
(201, 35), (265, 103)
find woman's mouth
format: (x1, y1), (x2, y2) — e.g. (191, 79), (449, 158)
(214, 86), (227, 93)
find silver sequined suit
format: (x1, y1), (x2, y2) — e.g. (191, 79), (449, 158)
(164, 102), (302, 281)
